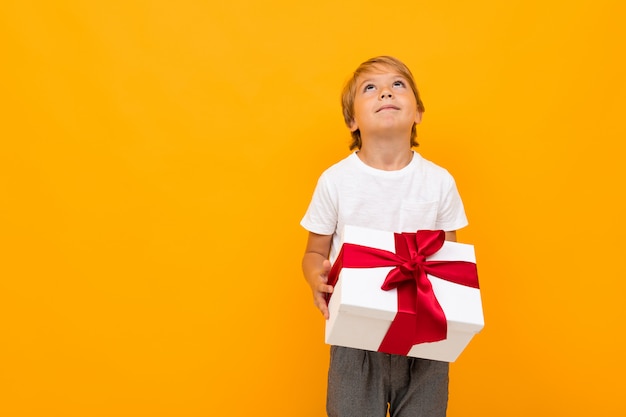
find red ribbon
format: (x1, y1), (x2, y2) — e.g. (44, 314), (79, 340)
(327, 230), (479, 356)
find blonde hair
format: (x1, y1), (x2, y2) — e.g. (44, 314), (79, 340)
(341, 56), (425, 150)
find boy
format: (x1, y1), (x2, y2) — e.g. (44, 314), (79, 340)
(300, 56), (468, 416)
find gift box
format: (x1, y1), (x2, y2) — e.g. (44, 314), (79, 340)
(325, 225), (484, 362)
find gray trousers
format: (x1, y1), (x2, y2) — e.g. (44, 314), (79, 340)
(327, 346), (449, 417)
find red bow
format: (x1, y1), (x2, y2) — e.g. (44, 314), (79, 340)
(328, 230), (479, 355)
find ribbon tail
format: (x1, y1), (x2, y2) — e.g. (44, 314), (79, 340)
(378, 279), (418, 355)
(378, 312), (417, 355)
(413, 276), (448, 344)
(378, 271), (448, 355)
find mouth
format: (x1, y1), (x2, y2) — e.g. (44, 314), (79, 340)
(376, 105), (400, 112)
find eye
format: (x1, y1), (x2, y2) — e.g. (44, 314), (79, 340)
(363, 84), (376, 92)
(393, 80), (406, 88)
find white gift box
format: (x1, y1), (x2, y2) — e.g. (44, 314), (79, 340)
(325, 225), (484, 362)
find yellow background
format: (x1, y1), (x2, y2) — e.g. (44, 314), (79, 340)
(1, 0), (625, 416)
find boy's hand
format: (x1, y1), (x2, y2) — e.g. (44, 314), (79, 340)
(302, 232), (333, 319)
(310, 259), (333, 319)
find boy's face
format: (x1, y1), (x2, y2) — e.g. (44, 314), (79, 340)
(349, 66), (422, 140)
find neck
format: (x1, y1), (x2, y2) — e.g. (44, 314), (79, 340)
(356, 144), (413, 171)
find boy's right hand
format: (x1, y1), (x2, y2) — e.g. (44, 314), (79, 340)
(311, 259), (333, 319)
(302, 232), (334, 319)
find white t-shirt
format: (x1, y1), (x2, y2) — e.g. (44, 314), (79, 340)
(301, 151), (468, 263)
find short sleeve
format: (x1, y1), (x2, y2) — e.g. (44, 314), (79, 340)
(435, 174), (468, 231)
(300, 173), (338, 236)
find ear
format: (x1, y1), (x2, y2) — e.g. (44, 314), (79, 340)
(349, 118), (359, 132)
(414, 111), (423, 125)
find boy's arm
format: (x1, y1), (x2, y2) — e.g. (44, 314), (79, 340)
(444, 230), (457, 242)
(301, 232), (334, 319)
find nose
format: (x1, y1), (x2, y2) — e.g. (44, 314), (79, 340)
(380, 88), (393, 99)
